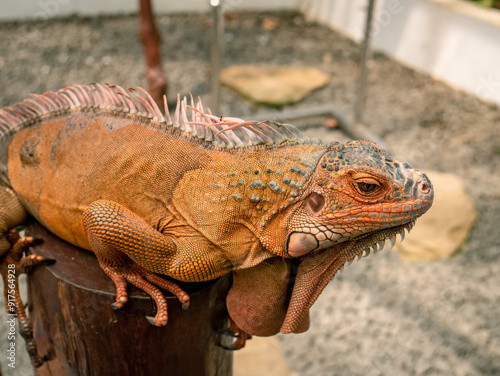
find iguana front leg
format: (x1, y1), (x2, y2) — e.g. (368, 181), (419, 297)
(0, 187), (53, 367)
(83, 200), (229, 325)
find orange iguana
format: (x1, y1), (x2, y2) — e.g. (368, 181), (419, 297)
(0, 84), (433, 367)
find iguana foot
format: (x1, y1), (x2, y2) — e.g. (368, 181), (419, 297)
(0, 226), (54, 368)
(218, 318), (252, 350)
(100, 261), (190, 326)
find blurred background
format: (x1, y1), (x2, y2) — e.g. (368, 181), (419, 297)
(0, 0), (499, 375)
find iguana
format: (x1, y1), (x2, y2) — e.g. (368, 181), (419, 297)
(0, 84), (433, 367)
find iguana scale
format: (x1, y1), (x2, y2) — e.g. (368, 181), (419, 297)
(0, 84), (433, 367)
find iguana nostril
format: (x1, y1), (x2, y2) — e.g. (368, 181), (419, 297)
(419, 178), (431, 194)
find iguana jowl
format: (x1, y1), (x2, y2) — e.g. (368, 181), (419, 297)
(0, 84), (433, 366)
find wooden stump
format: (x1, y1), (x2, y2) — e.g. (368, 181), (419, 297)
(26, 221), (233, 376)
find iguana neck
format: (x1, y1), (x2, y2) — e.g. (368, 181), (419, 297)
(172, 142), (328, 259)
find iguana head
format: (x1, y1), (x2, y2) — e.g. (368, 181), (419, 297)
(280, 139), (432, 334)
(286, 140), (433, 259)
(229, 139), (433, 336)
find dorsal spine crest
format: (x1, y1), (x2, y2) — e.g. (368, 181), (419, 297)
(0, 83), (310, 151)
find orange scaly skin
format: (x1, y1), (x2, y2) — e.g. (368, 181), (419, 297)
(0, 84), (433, 367)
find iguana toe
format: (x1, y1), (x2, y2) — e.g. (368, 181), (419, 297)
(0, 226), (51, 368)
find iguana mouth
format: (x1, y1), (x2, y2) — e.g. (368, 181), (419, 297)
(337, 220), (415, 270)
(287, 219), (414, 269)
(307, 220), (415, 274)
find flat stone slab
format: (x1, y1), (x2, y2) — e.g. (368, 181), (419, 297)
(396, 170), (477, 261)
(233, 336), (297, 376)
(220, 65), (328, 106)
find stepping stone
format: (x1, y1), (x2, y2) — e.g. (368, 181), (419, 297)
(233, 336), (298, 376)
(220, 65), (328, 106)
(396, 170), (477, 261)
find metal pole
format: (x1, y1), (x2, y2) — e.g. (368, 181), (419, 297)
(353, 0), (376, 126)
(248, 103), (387, 149)
(210, 0), (224, 115)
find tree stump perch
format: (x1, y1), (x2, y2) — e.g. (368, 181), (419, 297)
(26, 221), (233, 376)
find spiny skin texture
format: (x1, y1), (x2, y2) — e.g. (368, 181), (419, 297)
(0, 84), (433, 366)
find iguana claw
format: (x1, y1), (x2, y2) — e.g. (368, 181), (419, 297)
(217, 318), (252, 350)
(21, 254), (55, 269)
(146, 316), (158, 326)
(11, 224), (27, 232)
(99, 261), (190, 326)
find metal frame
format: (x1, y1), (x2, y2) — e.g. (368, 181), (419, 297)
(210, 0), (224, 115)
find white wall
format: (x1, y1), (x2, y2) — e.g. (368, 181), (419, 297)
(301, 0), (500, 105)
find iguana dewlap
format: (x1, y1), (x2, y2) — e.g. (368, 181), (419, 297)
(0, 84), (433, 365)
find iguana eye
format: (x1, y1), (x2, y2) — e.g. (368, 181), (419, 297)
(354, 178), (381, 195)
(358, 182), (377, 192)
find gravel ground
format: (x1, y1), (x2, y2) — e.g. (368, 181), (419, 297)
(0, 11), (499, 376)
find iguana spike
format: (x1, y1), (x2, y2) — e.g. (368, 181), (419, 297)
(112, 86), (133, 113)
(189, 93), (195, 123)
(197, 97), (209, 122)
(75, 85), (93, 106)
(163, 95), (172, 124)
(215, 121), (271, 144)
(127, 88), (149, 117)
(46, 91), (67, 108)
(19, 102), (40, 117)
(187, 104), (213, 125)
(61, 89), (81, 108)
(71, 85), (89, 106)
(0, 109), (18, 124)
(135, 93), (156, 119)
(175, 94), (180, 127)
(193, 99), (204, 138)
(116, 92), (139, 114)
(181, 97), (193, 133)
(5, 108), (28, 122)
(0, 122), (8, 133)
(87, 84), (101, 109)
(32, 93), (56, 110)
(24, 99), (47, 113)
(100, 84), (120, 110)
(95, 84), (111, 109)
(138, 87), (165, 122)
